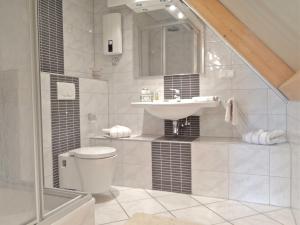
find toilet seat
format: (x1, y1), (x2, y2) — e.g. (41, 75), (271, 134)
(71, 147), (116, 159)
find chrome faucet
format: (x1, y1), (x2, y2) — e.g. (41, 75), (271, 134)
(170, 89), (181, 101)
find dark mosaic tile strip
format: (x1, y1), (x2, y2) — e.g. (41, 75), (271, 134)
(152, 142), (192, 194)
(50, 74), (80, 187)
(38, 0), (64, 74)
(164, 74), (199, 100)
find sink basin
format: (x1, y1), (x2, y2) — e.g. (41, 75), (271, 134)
(131, 99), (219, 120)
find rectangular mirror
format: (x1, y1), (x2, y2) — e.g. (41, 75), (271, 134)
(136, 7), (204, 77)
(165, 23), (198, 75)
(140, 26), (164, 76)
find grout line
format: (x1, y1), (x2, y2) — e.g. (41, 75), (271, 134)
(190, 198), (232, 224)
(262, 213), (286, 225)
(100, 219), (128, 225)
(104, 187), (293, 225)
(109, 189), (131, 219)
(151, 194), (175, 216)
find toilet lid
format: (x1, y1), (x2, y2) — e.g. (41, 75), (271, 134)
(72, 147), (117, 159)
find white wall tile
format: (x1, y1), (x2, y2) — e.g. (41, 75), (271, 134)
(122, 164), (152, 189)
(200, 66), (232, 91)
(200, 114), (233, 137)
(232, 89), (268, 114)
(229, 144), (269, 176)
(288, 101), (300, 222)
(232, 65), (268, 90)
(206, 41), (232, 66)
(270, 177), (290, 207)
(268, 115), (287, 131)
(229, 174), (269, 204)
(122, 141), (151, 166)
(192, 143), (228, 172)
(270, 144), (291, 178)
(192, 170), (229, 198)
(268, 90), (287, 115)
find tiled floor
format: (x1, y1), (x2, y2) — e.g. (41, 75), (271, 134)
(93, 186), (296, 225)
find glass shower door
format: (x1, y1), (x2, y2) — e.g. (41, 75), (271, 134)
(0, 0), (40, 224)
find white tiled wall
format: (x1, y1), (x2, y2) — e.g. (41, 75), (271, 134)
(193, 141), (291, 207)
(200, 28), (288, 137)
(94, 0), (164, 136)
(93, 0), (287, 138)
(90, 137), (290, 207)
(288, 101), (300, 223)
(63, 0), (94, 78)
(79, 78), (109, 146)
(40, 73), (109, 187)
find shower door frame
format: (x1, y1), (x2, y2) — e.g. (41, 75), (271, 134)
(28, 0), (93, 224)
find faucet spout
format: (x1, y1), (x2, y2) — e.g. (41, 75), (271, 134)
(170, 89), (181, 102)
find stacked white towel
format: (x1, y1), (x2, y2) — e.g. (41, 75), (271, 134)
(102, 125), (132, 138)
(242, 129), (287, 145)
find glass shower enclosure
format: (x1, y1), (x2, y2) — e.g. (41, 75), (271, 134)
(0, 0), (91, 224)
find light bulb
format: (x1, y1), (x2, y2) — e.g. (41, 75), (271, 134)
(168, 5), (177, 11)
(177, 12), (184, 19)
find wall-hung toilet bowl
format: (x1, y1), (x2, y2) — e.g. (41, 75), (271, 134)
(59, 147), (117, 194)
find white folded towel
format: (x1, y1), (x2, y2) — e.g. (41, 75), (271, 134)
(242, 129), (287, 145)
(102, 125), (132, 138)
(225, 97), (238, 126)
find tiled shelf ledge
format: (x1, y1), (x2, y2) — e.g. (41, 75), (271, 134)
(89, 135), (242, 144)
(89, 134), (160, 142)
(89, 135), (291, 207)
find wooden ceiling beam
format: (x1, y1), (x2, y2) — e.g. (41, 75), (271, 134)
(185, 0), (298, 99)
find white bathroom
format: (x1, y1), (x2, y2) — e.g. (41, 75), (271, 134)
(1, 0), (300, 225)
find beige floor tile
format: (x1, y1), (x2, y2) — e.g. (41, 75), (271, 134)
(232, 214), (281, 225)
(156, 194), (200, 210)
(191, 195), (226, 204)
(206, 200), (257, 221)
(241, 202), (282, 213)
(111, 188), (151, 203)
(121, 198), (166, 217)
(95, 203), (128, 225)
(146, 189), (176, 198)
(172, 206), (225, 225)
(106, 220), (128, 225)
(93, 192), (117, 206)
(265, 208), (296, 225)
(155, 211), (175, 218)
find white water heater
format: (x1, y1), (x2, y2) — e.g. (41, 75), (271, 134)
(102, 13), (123, 55)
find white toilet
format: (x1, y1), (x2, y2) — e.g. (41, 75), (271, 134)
(59, 146), (117, 193)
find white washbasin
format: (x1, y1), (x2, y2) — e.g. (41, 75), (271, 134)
(131, 99), (219, 120)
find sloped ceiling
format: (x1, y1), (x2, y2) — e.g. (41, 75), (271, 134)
(220, 0), (300, 71)
(185, 0), (300, 100)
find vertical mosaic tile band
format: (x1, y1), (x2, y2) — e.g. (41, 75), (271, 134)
(50, 74), (80, 187)
(164, 74), (200, 137)
(152, 141), (192, 194)
(38, 0), (64, 74)
(164, 74), (199, 100)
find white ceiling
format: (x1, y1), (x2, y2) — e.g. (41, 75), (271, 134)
(220, 0), (300, 71)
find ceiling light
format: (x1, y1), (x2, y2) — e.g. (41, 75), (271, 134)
(177, 12), (184, 19)
(168, 5), (177, 11)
